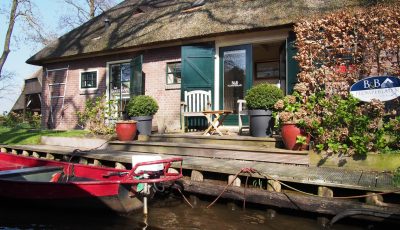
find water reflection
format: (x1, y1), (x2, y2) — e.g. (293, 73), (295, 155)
(0, 195), (398, 230)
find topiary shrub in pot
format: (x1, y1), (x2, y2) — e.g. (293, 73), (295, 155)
(126, 95), (159, 136)
(244, 83), (283, 137)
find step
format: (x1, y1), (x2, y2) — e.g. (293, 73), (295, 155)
(147, 133), (284, 148)
(107, 141), (309, 165)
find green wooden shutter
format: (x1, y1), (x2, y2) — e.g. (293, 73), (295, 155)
(181, 43), (215, 99)
(287, 32), (299, 95)
(131, 54), (143, 96)
(181, 43), (215, 130)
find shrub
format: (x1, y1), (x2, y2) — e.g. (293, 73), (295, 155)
(3, 112), (23, 128)
(126, 95), (159, 117)
(76, 94), (115, 135)
(245, 84), (283, 110)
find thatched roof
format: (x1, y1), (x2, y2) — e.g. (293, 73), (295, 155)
(11, 69), (42, 111)
(27, 0), (373, 65)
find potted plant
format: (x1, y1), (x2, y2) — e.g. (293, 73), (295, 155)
(115, 120), (137, 141)
(244, 83), (283, 137)
(274, 92), (312, 150)
(126, 95), (159, 136)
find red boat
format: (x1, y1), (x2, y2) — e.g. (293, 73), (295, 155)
(0, 152), (183, 213)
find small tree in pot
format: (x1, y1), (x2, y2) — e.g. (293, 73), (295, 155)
(126, 95), (159, 136)
(245, 83), (283, 137)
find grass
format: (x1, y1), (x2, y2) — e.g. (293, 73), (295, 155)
(0, 127), (89, 145)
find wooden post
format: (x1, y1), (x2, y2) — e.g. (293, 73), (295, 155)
(267, 180), (281, 192)
(115, 162), (126, 170)
(92, 159), (102, 166)
(366, 192), (387, 207)
(191, 170), (204, 182)
(266, 180), (281, 218)
(228, 175), (241, 187)
(62, 155), (70, 162)
(168, 168), (179, 174)
(79, 158), (88, 165)
(46, 153), (55, 160)
(22, 150), (30, 156)
(317, 186), (333, 227)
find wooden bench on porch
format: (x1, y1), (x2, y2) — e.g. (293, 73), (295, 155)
(180, 90), (212, 132)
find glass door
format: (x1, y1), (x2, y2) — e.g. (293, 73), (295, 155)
(219, 44), (252, 125)
(109, 62), (131, 118)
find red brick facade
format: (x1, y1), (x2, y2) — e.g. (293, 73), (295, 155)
(41, 46), (182, 131)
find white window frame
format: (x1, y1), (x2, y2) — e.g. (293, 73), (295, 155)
(79, 69), (99, 90)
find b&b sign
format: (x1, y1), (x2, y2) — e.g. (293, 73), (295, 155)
(350, 76), (400, 102)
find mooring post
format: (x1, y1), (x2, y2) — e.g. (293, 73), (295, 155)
(0, 147), (6, 153)
(366, 192), (387, 207)
(11, 149), (18, 155)
(79, 158), (88, 165)
(317, 186), (333, 227)
(46, 153), (55, 160)
(22, 150), (30, 156)
(115, 162), (126, 170)
(266, 179), (281, 219)
(32, 152), (40, 158)
(92, 159), (102, 167)
(228, 175), (241, 187)
(191, 170), (204, 182)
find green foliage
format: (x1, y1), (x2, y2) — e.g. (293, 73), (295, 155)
(306, 92), (398, 156)
(3, 112), (23, 128)
(76, 94), (115, 135)
(245, 84), (283, 110)
(1, 112), (41, 129)
(394, 167), (400, 187)
(126, 95), (159, 117)
(296, 135), (308, 145)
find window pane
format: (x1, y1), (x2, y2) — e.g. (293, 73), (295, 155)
(166, 62), (181, 85)
(111, 65), (121, 89)
(81, 71), (97, 89)
(223, 50), (246, 112)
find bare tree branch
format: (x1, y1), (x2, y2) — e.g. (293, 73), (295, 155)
(58, 0), (117, 30)
(0, 0), (18, 80)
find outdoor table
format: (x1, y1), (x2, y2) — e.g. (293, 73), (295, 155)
(202, 110), (233, 136)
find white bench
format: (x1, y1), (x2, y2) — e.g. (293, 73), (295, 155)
(181, 90), (212, 132)
(237, 99), (249, 135)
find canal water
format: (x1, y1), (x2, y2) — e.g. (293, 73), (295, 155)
(0, 195), (398, 229)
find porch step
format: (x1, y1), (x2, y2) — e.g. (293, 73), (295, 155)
(147, 133), (284, 148)
(107, 141), (309, 165)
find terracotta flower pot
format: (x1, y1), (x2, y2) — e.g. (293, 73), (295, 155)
(115, 121), (137, 141)
(281, 123), (310, 150)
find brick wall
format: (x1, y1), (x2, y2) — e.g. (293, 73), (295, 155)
(41, 46), (182, 131)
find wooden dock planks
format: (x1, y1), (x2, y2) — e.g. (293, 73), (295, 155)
(0, 144), (396, 192)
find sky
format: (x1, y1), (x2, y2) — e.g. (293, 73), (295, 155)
(0, 0), (61, 114)
(0, 0), (122, 114)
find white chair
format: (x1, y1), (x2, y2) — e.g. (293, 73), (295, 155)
(237, 99), (249, 135)
(180, 90), (212, 132)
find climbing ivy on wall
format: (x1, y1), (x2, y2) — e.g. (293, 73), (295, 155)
(292, 3), (400, 156)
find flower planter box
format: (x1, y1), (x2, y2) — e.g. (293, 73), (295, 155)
(309, 151), (400, 172)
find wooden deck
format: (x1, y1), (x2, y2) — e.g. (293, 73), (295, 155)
(0, 143), (396, 192)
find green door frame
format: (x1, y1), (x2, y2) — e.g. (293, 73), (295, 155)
(219, 44), (253, 125)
